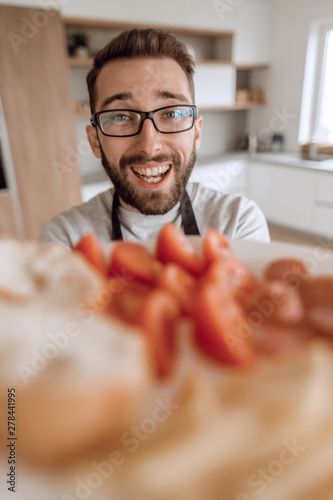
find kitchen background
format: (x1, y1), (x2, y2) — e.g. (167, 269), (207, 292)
(0, 0), (332, 243)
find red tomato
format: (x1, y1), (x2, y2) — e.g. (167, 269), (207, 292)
(156, 223), (204, 278)
(74, 233), (108, 276)
(205, 257), (257, 296)
(300, 276), (333, 308)
(108, 280), (152, 324)
(251, 322), (314, 356)
(109, 241), (162, 286)
(194, 283), (255, 366)
(306, 306), (333, 337)
(156, 263), (199, 316)
(133, 289), (181, 379)
(203, 228), (232, 267)
(263, 258), (309, 287)
(236, 279), (304, 326)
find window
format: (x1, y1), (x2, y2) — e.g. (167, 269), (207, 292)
(298, 20), (333, 150)
(317, 29), (333, 144)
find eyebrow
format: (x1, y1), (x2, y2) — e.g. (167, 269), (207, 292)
(157, 90), (190, 103)
(99, 89), (190, 111)
(100, 92), (132, 110)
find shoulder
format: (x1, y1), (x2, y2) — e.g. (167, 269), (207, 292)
(187, 181), (246, 210)
(39, 190), (112, 247)
(186, 182), (270, 242)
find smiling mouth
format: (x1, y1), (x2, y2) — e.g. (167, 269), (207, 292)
(131, 165), (170, 184)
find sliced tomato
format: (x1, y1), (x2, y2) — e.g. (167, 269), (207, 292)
(108, 280), (152, 324)
(237, 279), (304, 326)
(205, 257), (257, 296)
(251, 322), (314, 356)
(109, 241), (162, 286)
(193, 283), (255, 366)
(73, 233), (108, 276)
(156, 263), (199, 316)
(156, 223), (204, 278)
(263, 258), (309, 287)
(203, 228), (232, 267)
(300, 276), (333, 308)
(306, 306), (333, 337)
(133, 288), (181, 379)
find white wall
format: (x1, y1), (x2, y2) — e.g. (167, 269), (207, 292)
(0, 0), (234, 30)
(247, 0), (333, 153)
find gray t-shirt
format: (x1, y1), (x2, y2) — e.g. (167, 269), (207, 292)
(39, 182), (270, 247)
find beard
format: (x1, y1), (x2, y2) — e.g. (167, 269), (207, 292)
(99, 141), (197, 215)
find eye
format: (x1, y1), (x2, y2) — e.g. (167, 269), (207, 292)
(107, 112), (131, 122)
(164, 109), (182, 119)
(163, 108), (192, 120)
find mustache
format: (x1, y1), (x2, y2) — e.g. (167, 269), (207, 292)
(119, 152), (181, 170)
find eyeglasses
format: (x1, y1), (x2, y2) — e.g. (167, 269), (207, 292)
(90, 104), (198, 137)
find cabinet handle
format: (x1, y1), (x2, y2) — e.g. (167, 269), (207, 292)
(314, 199), (333, 210)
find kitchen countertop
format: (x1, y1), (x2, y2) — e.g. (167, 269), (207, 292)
(250, 151), (333, 172)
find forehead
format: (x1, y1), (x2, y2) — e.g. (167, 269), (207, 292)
(94, 57), (192, 109)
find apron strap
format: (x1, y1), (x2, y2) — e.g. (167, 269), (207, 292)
(180, 189), (200, 236)
(111, 191), (123, 241)
(111, 189), (200, 241)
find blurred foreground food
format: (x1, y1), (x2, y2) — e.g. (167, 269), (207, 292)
(1, 228), (333, 500)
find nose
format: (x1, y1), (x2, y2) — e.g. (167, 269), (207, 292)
(132, 116), (163, 156)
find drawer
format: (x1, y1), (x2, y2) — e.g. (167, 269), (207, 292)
(314, 171), (333, 204)
(314, 205), (333, 237)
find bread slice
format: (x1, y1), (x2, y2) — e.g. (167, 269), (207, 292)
(0, 240), (105, 308)
(0, 240), (153, 463)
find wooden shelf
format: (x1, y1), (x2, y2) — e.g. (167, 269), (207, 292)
(236, 64), (269, 71)
(200, 102), (265, 112)
(196, 60), (233, 66)
(68, 57), (94, 67)
(64, 17), (233, 38)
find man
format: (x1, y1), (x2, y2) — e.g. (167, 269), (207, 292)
(39, 28), (270, 246)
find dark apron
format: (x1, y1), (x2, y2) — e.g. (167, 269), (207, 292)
(111, 189), (200, 241)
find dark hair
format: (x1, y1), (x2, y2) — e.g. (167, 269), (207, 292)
(87, 28), (195, 114)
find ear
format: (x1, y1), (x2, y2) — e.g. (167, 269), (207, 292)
(194, 115), (203, 151)
(86, 125), (102, 159)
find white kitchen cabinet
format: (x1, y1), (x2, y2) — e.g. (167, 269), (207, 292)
(247, 162), (272, 216)
(249, 159), (333, 237)
(269, 166), (315, 231)
(191, 155), (248, 195)
(194, 64), (236, 108)
(313, 172), (333, 236)
(232, 0), (271, 66)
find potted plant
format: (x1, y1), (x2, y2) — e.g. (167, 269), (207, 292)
(68, 31), (90, 58)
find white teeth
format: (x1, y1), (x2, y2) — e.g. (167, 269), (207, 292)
(132, 165), (170, 176)
(146, 176), (163, 183)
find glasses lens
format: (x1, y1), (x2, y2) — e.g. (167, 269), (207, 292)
(99, 110), (141, 136)
(155, 106), (194, 133)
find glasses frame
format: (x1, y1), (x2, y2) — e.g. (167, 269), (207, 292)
(90, 104), (199, 137)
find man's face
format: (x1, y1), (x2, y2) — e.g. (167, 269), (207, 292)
(86, 57), (203, 215)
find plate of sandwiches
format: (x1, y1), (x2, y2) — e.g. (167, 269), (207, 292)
(1, 225), (333, 500)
